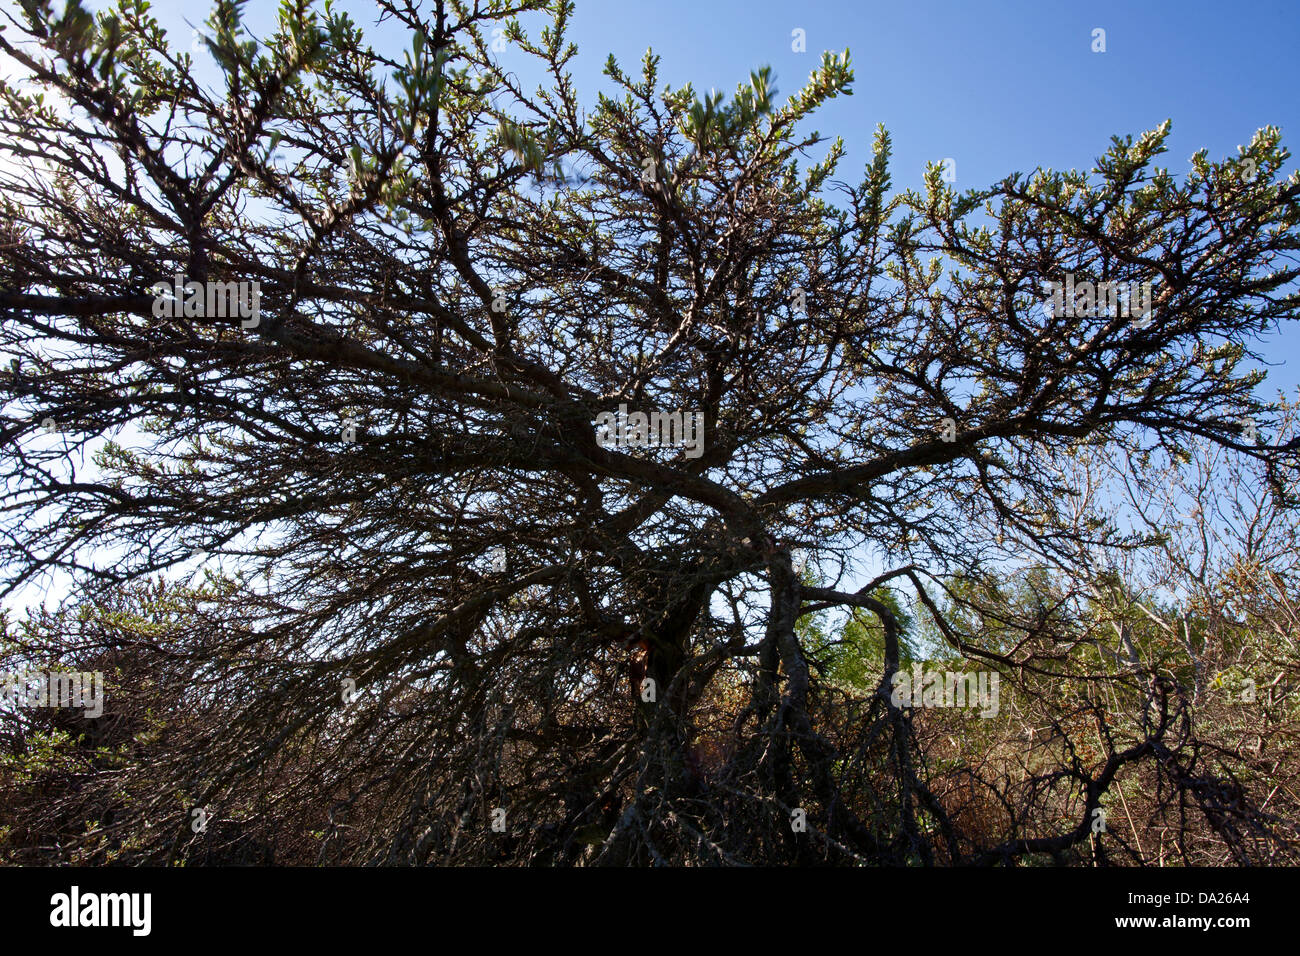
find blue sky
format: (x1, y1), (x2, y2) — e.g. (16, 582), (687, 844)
(569, 0), (1300, 197)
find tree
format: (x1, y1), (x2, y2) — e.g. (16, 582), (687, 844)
(1, 0), (1298, 864)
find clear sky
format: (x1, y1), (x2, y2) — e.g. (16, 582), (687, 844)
(566, 0), (1300, 198)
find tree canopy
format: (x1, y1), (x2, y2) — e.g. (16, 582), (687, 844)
(2, 0), (1299, 865)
